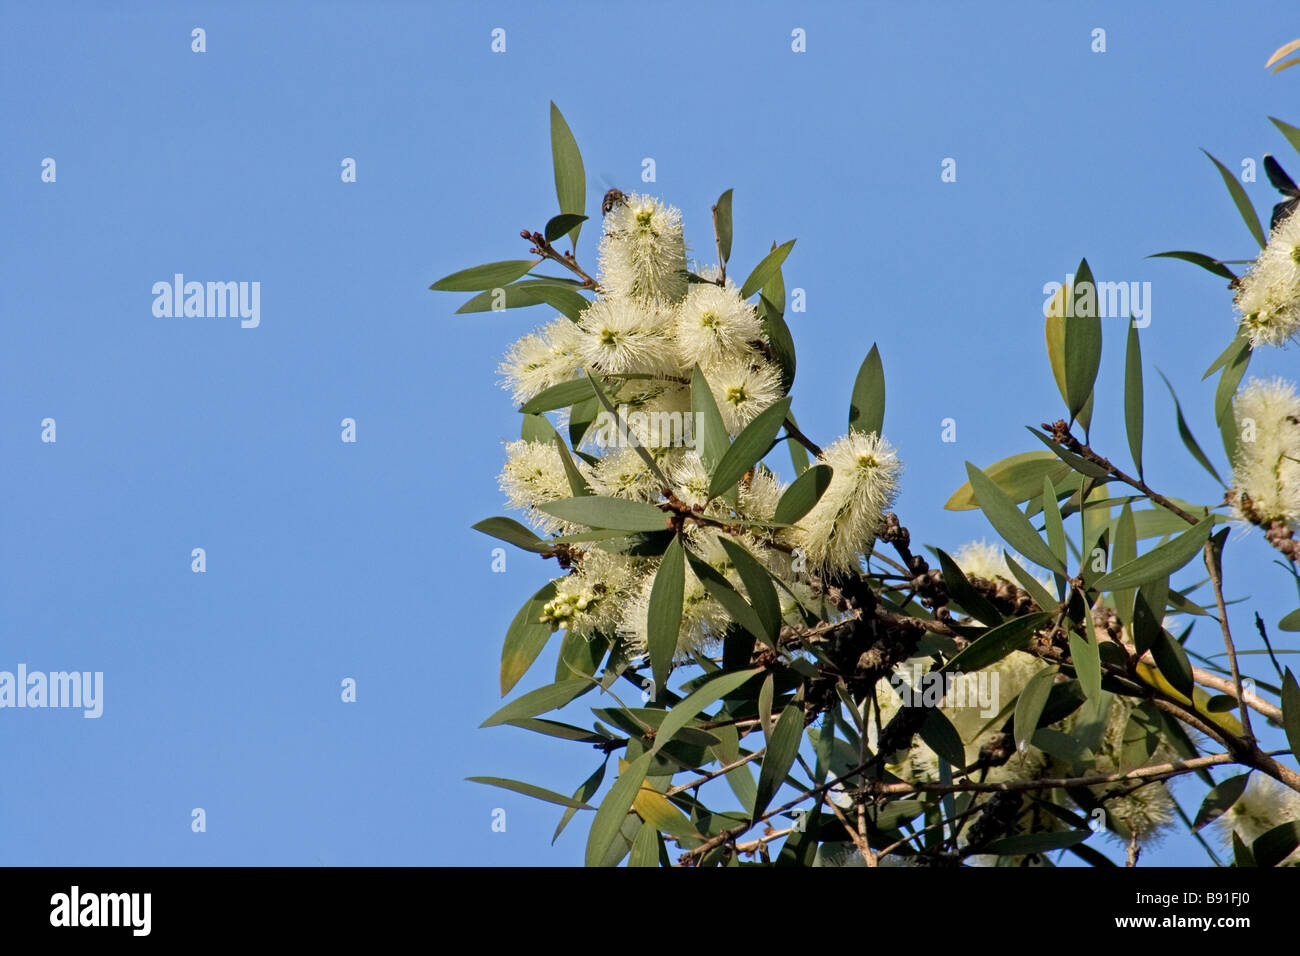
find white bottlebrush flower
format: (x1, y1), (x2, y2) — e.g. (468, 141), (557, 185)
(738, 466), (785, 524)
(598, 193), (688, 304)
(675, 283), (764, 368)
(952, 539), (1054, 592)
(1235, 209), (1300, 348)
(704, 355), (784, 435)
(576, 296), (680, 377)
(540, 548), (644, 637)
(587, 447), (663, 503)
(1231, 377), (1300, 525)
(792, 431), (902, 576)
(499, 439), (587, 534)
(497, 318), (584, 404)
(1210, 774), (1300, 862)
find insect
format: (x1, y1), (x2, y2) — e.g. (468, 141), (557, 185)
(1264, 153), (1300, 231)
(601, 188), (628, 216)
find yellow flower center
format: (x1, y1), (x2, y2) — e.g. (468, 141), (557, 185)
(725, 386), (749, 406)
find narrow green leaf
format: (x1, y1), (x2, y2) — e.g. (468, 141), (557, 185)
(935, 548), (1003, 626)
(1069, 631), (1101, 700)
(550, 102), (585, 246)
(553, 761), (608, 843)
(586, 752), (651, 867)
(649, 668), (763, 757)
(1282, 668), (1300, 763)
(919, 708), (967, 769)
(554, 436), (590, 497)
(1147, 251), (1237, 281)
(986, 830), (1089, 855)
(628, 821), (660, 867)
(1203, 149), (1266, 248)
(1270, 116), (1300, 157)
(466, 776), (594, 811)
(430, 259), (537, 292)
(586, 370), (669, 486)
(538, 496), (667, 532)
(646, 536), (685, 694)
(480, 678), (594, 727)
(740, 239), (796, 299)
(941, 611), (1053, 674)
(520, 377), (595, 414)
(471, 517), (549, 554)
(1151, 629), (1196, 700)
(1014, 667), (1056, 753)
(714, 189), (734, 265)
(945, 451), (1073, 511)
(1253, 820), (1300, 868)
(753, 696), (805, 820)
(848, 344), (885, 438)
(774, 464), (831, 525)
(1003, 553), (1062, 613)
(545, 213), (588, 244)
(690, 366), (731, 478)
(964, 461), (1066, 575)
(757, 294), (796, 393)
(1124, 322), (1145, 479)
(708, 397), (792, 499)
(1093, 517), (1213, 591)
(718, 538), (781, 643)
(1192, 772), (1251, 830)
(500, 581), (559, 695)
(1064, 259), (1104, 426)
(686, 551), (770, 646)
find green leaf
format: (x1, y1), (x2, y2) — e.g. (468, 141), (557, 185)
(774, 464), (831, 525)
(919, 708), (967, 769)
(1069, 631), (1101, 700)
(945, 451), (1073, 511)
(1147, 251), (1236, 281)
(1093, 517), (1213, 591)
(941, 612), (1053, 674)
(430, 259), (537, 292)
(986, 830), (1089, 855)
(646, 536), (685, 695)
(545, 213), (589, 244)
(553, 760), (609, 843)
(466, 776), (594, 811)
(523, 281), (590, 321)
(1111, 502), (1138, 626)
(686, 551), (770, 646)
(1151, 628), (1196, 700)
(505, 717), (610, 744)
(480, 678), (594, 727)
(500, 581), (559, 695)
(1232, 830), (1256, 867)
(1215, 339), (1251, 467)
(519, 377), (595, 414)
(586, 752), (652, 867)
(648, 668), (763, 757)
(1279, 609), (1300, 632)
(964, 461), (1066, 575)
(848, 345), (885, 438)
(553, 435), (590, 497)
(569, 397), (599, 447)
(586, 369), (669, 486)
(1270, 116), (1300, 158)
(1192, 772), (1251, 830)
(538, 496), (667, 532)
(1282, 669), (1300, 764)
(740, 239), (796, 299)
(1132, 577), (1168, 655)
(550, 102), (586, 247)
(1203, 149), (1266, 248)
(1124, 321), (1145, 479)
(757, 294), (796, 393)
(714, 189), (734, 264)
(1065, 259), (1104, 426)
(935, 548), (1002, 626)
(1042, 475), (1067, 576)
(708, 397), (792, 499)
(690, 366), (731, 483)
(628, 821), (660, 867)
(753, 694), (805, 820)
(1014, 667), (1057, 753)
(471, 517), (549, 554)
(1253, 820), (1300, 868)
(718, 538), (781, 643)
(1003, 553), (1062, 614)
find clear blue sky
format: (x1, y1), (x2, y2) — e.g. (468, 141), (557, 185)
(3, 1), (1299, 866)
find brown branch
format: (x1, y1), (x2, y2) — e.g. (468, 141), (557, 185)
(1203, 539), (1255, 742)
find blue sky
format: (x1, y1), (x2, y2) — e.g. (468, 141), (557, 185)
(3, 1), (1300, 866)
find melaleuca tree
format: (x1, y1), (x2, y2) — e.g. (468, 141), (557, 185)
(432, 99), (1300, 868)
